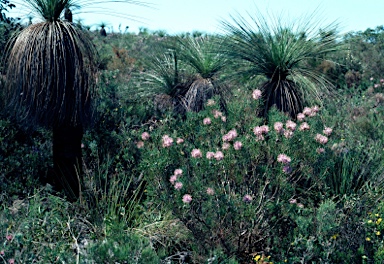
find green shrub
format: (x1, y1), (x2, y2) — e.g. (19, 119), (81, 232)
(138, 89), (351, 262)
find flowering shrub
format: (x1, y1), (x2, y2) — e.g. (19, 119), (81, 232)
(138, 88), (351, 262)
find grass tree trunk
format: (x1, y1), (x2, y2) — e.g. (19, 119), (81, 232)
(53, 125), (83, 201)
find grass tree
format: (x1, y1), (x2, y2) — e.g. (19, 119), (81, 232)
(4, 0), (98, 201)
(145, 36), (230, 115)
(221, 11), (339, 118)
(4, 0), (148, 201)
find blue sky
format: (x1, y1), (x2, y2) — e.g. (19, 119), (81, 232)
(9, 0), (384, 34)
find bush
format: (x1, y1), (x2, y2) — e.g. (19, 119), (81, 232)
(138, 88), (360, 262)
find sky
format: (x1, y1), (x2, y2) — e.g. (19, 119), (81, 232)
(8, 0), (384, 35)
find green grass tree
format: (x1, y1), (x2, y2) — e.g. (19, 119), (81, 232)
(144, 35), (230, 115)
(221, 11), (339, 118)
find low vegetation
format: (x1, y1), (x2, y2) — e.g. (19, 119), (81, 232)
(1, 1), (384, 263)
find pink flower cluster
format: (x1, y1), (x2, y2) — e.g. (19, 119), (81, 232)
(243, 194), (253, 203)
(323, 127), (332, 136)
(315, 134), (328, 144)
(169, 169), (183, 190)
(182, 194), (192, 204)
(302, 106), (319, 117)
(253, 125), (269, 140)
(162, 135), (174, 148)
(252, 89), (262, 100)
(206, 187), (215, 195)
(286, 120), (297, 131)
(141, 132), (150, 141)
(233, 141), (243, 150)
(206, 99), (216, 106)
(299, 122), (310, 131)
(206, 151), (224, 160)
(191, 149), (203, 158)
(136, 141), (144, 148)
(212, 109), (226, 122)
(222, 142), (230, 150)
(274, 122), (284, 133)
(203, 117), (212, 125)
(223, 129), (238, 142)
(176, 138), (184, 144)
(277, 154), (292, 164)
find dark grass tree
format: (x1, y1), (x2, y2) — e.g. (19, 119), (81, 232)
(4, 0), (98, 201)
(221, 11), (339, 118)
(4, 0), (149, 201)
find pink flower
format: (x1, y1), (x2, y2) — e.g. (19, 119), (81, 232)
(206, 187), (215, 195)
(297, 113), (305, 121)
(223, 129), (237, 142)
(253, 125), (268, 136)
(297, 203), (304, 208)
(221, 116), (227, 122)
(303, 107), (313, 116)
(207, 99), (216, 106)
(176, 138), (184, 144)
(141, 132), (150, 141)
(315, 134), (328, 144)
(182, 194), (192, 204)
(374, 83), (380, 88)
(381, 79), (384, 83)
(323, 127), (333, 136)
(312, 106), (320, 112)
(299, 122), (310, 131)
(174, 169), (183, 176)
(81, 143), (85, 148)
(203, 117), (212, 125)
(233, 141), (242, 150)
(6, 235), (12, 241)
(206, 151), (215, 159)
(277, 154), (291, 164)
(252, 89), (262, 100)
(213, 110), (223, 118)
(191, 149), (202, 158)
(289, 198), (297, 204)
(243, 194), (253, 203)
(0, 250), (4, 256)
(370, 77), (374, 81)
(214, 151), (224, 161)
(136, 141), (144, 148)
(286, 120), (297, 131)
(174, 182), (183, 190)
(284, 129), (294, 139)
(222, 143), (230, 150)
(274, 122), (284, 133)
(162, 135), (174, 148)
(169, 175), (178, 184)
(316, 147), (325, 154)
(8, 259), (15, 264)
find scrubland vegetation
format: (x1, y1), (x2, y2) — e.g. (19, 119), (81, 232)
(1, 1), (384, 263)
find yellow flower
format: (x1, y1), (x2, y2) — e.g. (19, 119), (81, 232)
(366, 237), (371, 241)
(375, 214), (380, 217)
(376, 218), (382, 225)
(331, 234), (338, 240)
(368, 220), (373, 224)
(376, 231), (381, 236)
(254, 255), (261, 261)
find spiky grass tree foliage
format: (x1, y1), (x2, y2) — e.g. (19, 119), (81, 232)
(145, 36), (229, 115)
(4, 0), (98, 201)
(177, 36), (230, 112)
(221, 12), (339, 118)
